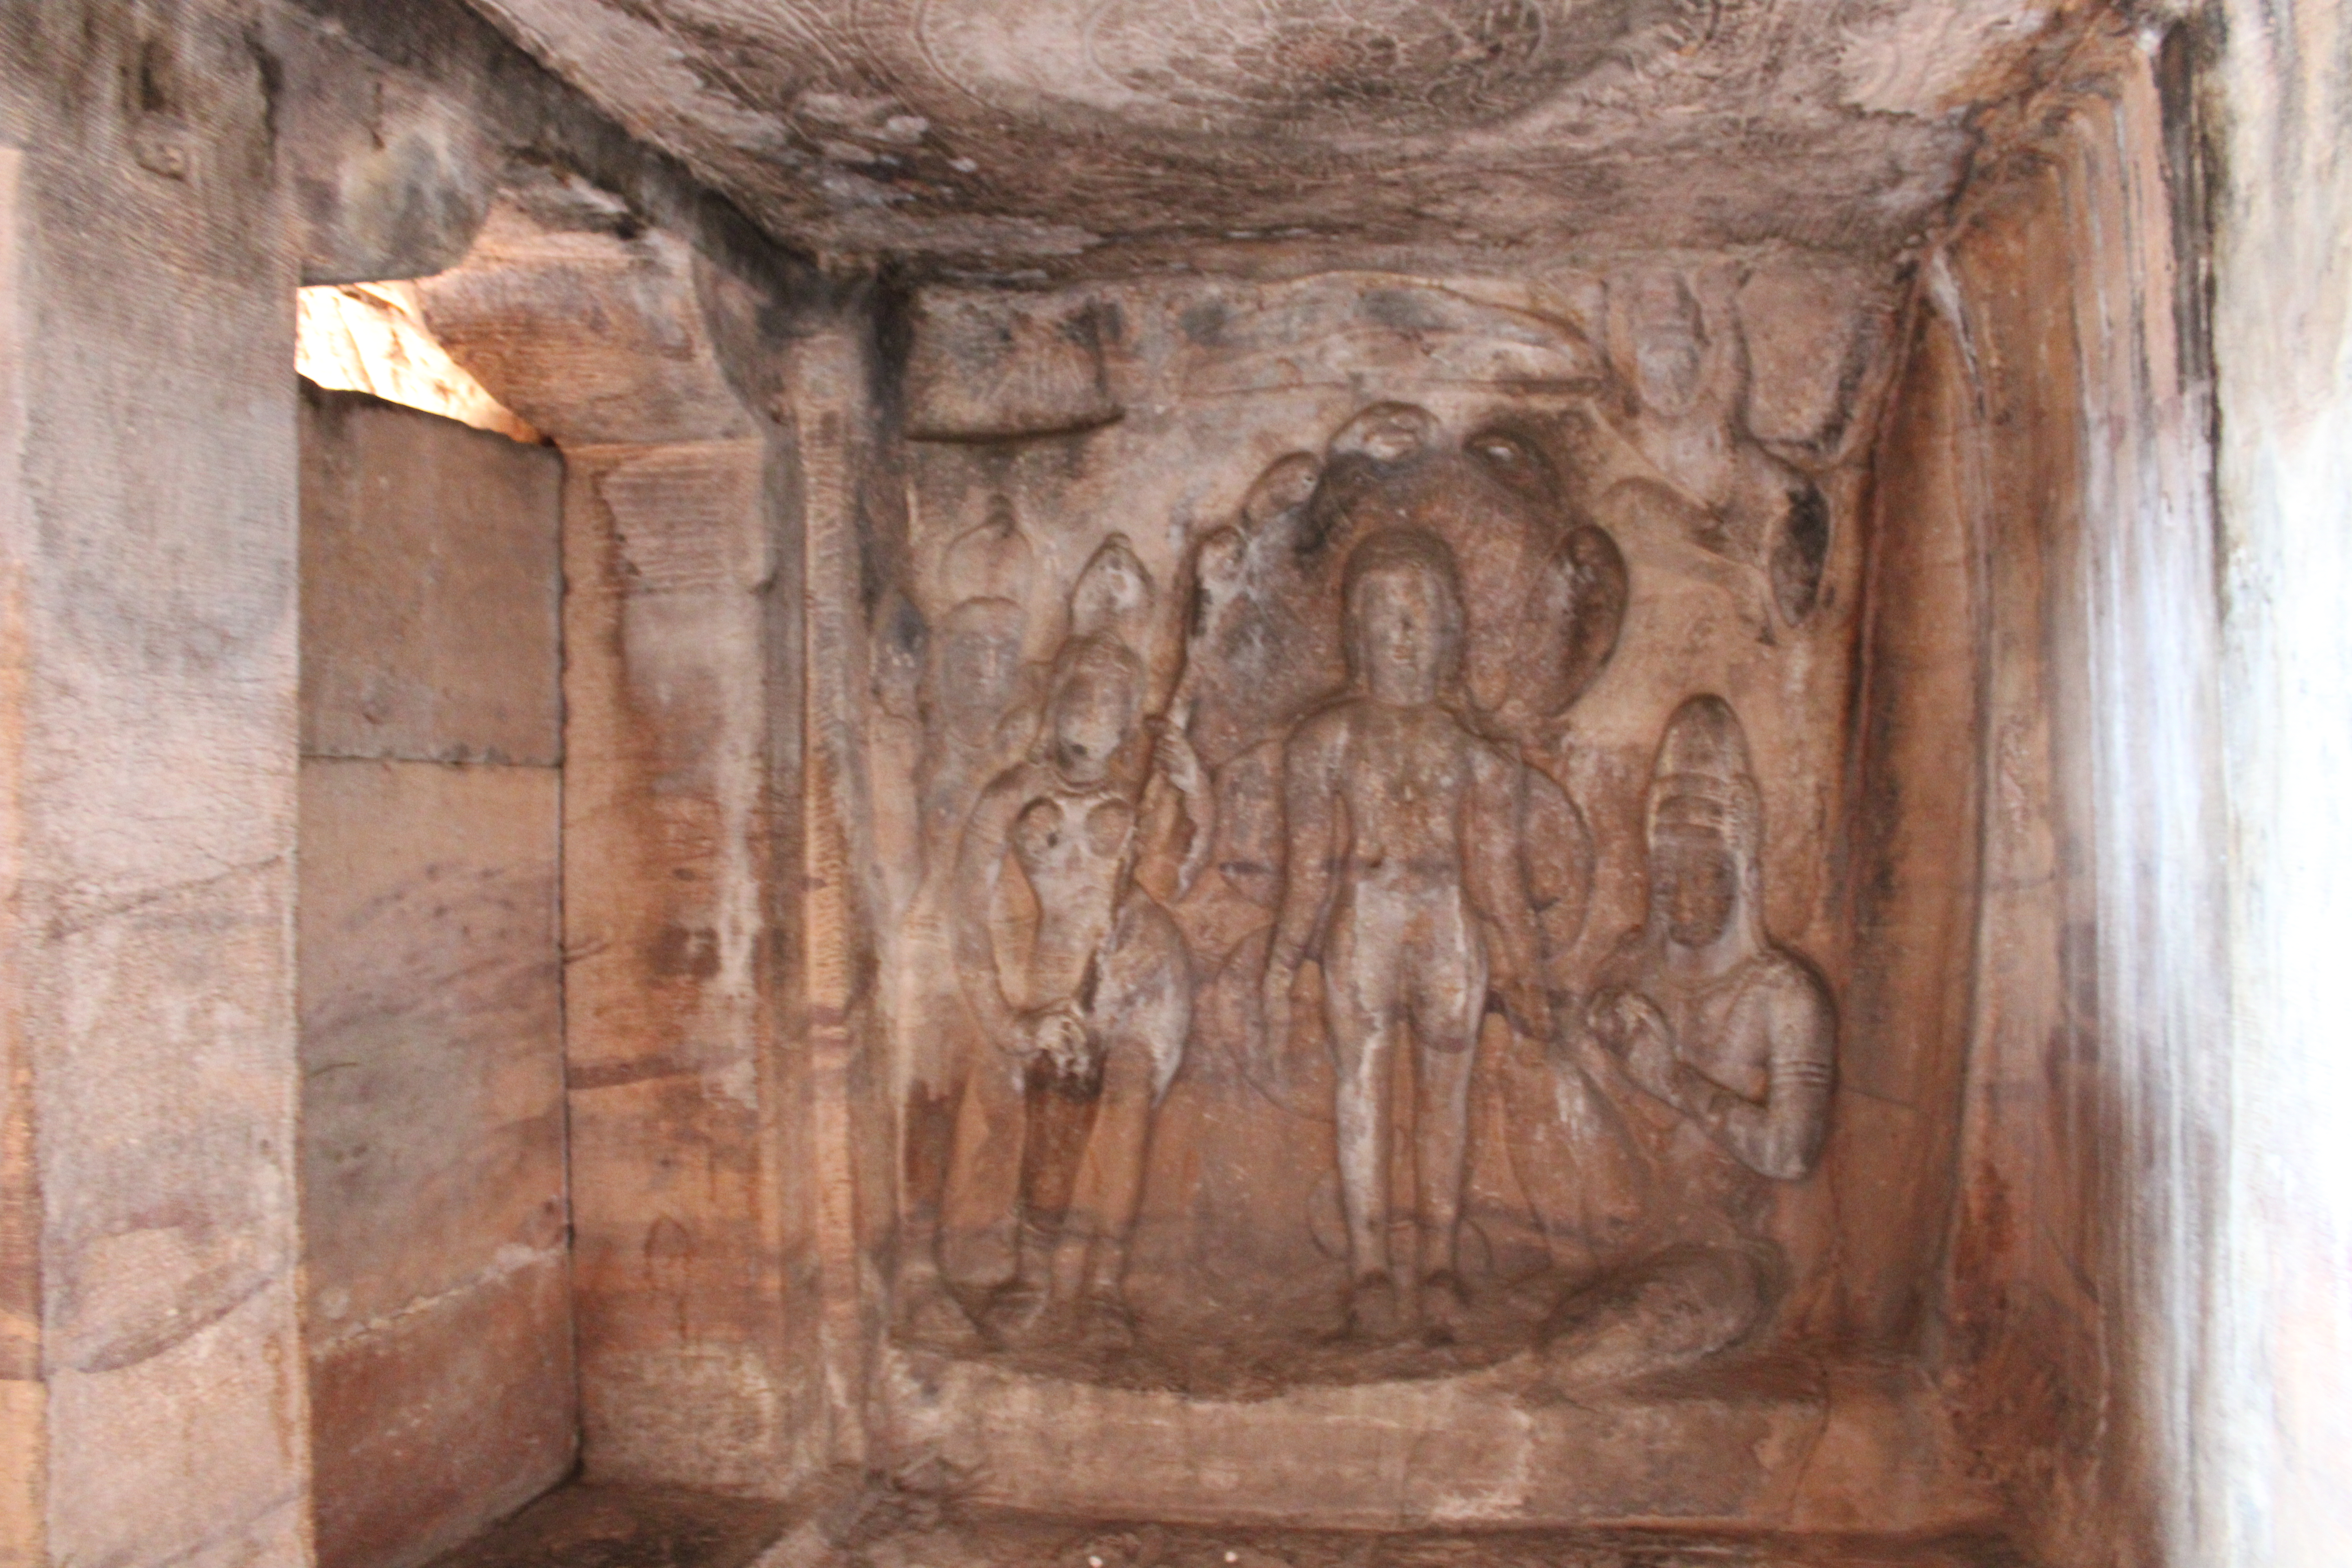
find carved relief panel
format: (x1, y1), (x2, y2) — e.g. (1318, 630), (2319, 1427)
(862, 266), (1897, 1398)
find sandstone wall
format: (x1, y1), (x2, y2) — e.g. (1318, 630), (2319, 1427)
(417, 206), (832, 1494)
(0, 5), (309, 1565)
(2208, 1), (2352, 1562)
(1890, 24), (2229, 1568)
(0, 0), (829, 1557)
(297, 385), (571, 1568)
(3, 4), (2341, 1566)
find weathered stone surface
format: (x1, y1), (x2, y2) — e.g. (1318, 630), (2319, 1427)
(452, 0), (2102, 271)
(301, 384), (563, 765)
(419, 204), (762, 446)
(312, 1254), (575, 1568)
(0, 6), (308, 1566)
(414, 168), (831, 1494)
(4, 2), (2337, 1564)
(560, 438), (819, 1490)
(300, 382), (569, 1565)
(1733, 263), (1899, 457)
(2208, 6), (2352, 1565)
(904, 292), (1121, 442)
(277, 0), (808, 300)
(299, 758), (564, 1327)
(276, 15), (502, 286)
(426, 1479), (2020, 1568)
(0, 143), (36, 1568)
(1822, 285), (1980, 1349)
(1867, 30), (2235, 1568)
(881, 1352), (1983, 1532)
(424, 1484), (794, 1568)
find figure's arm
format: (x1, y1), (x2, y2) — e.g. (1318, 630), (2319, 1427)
(951, 773), (1031, 1058)
(1672, 978), (1835, 1180)
(1590, 985), (1675, 1104)
(1170, 725), (1217, 898)
(1133, 719), (1215, 905)
(1466, 747), (1550, 1041)
(1262, 717), (1343, 1015)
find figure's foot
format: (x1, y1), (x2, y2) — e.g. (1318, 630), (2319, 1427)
(1343, 1273), (1407, 1341)
(978, 1278), (1054, 1345)
(1072, 1291), (1139, 1354)
(902, 1282), (989, 1351)
(1419, 1270), (1470, 1345)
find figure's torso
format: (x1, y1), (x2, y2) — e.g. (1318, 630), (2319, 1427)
(1332, 701), (1474, 887)
(1011, 786), (1135, 1006)
(1660, 962), (1776, 1104)
(1597, 936), (1799, 1231)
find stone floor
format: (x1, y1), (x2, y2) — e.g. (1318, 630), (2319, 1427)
(425, 1482), (2034, 1568)
(421, 1485), (795, 1568)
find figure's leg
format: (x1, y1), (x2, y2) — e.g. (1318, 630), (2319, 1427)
(1408, 897), (1487, 1334)
(1009, 1065), (1081, 1311)
(896, 1068), (983, 1344)
(1324, 900), (1405, 1338)
(1049, 1040), (1156, 1333)
(937, 1046), (1030, 1309)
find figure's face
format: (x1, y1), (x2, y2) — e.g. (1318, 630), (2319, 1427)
(873, 598), (925, 721)
(875, 639), (922, 720)
(938, 619), (1022, 742)
(1653, 825), (1737, 947)
(1047, 665), (1134, 786)
(1356, 564), (1448, 706)
(1630, 282), (1705, 419)
(1097, 556), (1146, 605)
(1073, 539), (1150, 633)
(1242, 452), (1322, 530)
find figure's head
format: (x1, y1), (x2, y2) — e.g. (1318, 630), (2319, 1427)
(1342, 529), (1467, 706)
(941, 496), (1033, 602)
(1042, 632), (1146, 786)
(935, 597), (1025, 744)
(1651, 819), (1740, 947)
(873, 592), (927, 722)
(1241, 452), (1323, 532)
(1070, 532), (1155, 643)
(1644, 695), (1764, 952)
(1625, 271), (1706, 419)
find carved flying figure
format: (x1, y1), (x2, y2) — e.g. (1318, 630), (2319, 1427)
(1600, 270), (1831, 627)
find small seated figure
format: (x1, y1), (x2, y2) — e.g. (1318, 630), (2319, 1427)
(1544, 693), (1834, 1383)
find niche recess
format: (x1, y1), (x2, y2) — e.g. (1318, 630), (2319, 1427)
(290, 18), (2208, 1568)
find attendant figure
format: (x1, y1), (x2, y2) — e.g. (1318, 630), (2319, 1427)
(942, 627), (1205, 1348)
(1549, 694), (1835, 1381)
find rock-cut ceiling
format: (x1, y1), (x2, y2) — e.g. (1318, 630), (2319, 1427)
(461, 0), (2100, 274)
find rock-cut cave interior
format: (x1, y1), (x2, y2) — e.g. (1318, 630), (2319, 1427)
(0, 3), (2347, 1568)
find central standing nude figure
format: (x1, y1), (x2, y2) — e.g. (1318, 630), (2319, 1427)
(1260, 528), (1549, 1341)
